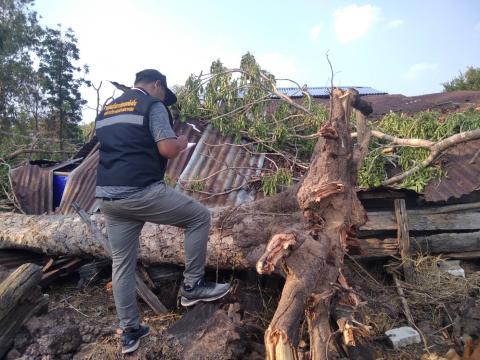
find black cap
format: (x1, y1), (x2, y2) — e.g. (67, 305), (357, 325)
(135, 69), (177, 106)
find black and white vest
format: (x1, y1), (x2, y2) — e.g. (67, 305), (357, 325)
(95, 88), (170, 187)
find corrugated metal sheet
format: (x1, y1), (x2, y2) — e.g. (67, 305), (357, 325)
(176, 125), (265, 207)
(10, 164), (51, 214)
(10, 158), (82, 215)
(277, 86), (387, 98)
(424, 139), (480, 202)
(57, 150), (99, 214)
(165, 121), (204, 181)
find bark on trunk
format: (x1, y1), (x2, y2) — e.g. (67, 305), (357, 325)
(2, 206), (480, 265)
(0, 184), (303, 270)
(256, 89), (370, 359)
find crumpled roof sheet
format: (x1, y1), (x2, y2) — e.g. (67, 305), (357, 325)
(176, 125), (265, 207)
(424, 139), (480, 202)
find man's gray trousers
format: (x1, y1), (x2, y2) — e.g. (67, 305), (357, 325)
(98, 182), (210, 330)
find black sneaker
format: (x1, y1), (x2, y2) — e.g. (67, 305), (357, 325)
(122, 324), (150, 354)
(180, 279), (231, 307)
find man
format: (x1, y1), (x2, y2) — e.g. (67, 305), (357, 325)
(95, 69), (231, 354)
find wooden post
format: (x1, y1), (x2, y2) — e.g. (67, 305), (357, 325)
(394, 199), (414, 283)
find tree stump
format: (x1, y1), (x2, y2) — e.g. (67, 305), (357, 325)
(0, 263), (49, 358)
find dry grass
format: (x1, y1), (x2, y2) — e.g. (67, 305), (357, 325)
(401, 256), (480, 307)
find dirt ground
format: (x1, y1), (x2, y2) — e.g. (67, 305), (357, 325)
(4, 257), (480, 360)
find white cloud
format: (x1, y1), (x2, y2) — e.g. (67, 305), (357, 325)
(334, 4), (380, 43)
(387, 19), (403, 29)
(310, 24), (322, 41)
(405, 62), (439, 79)
(257, 52), (298, 79)
(474, 22), (480, 33)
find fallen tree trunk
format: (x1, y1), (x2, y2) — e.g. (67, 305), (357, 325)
(2, 206), (480, 264)
(0, 186), (302, 270)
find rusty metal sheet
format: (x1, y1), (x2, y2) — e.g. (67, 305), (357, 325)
(165, 121), (204, 181)
(10, 164), (52, 214)
(425, 139), (480, 202)
(57, 151), (99, 215)
(176, 125), (265, 207)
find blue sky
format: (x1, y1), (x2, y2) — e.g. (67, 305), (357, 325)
(33, 0), (480, 122)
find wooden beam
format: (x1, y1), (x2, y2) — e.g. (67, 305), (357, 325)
(411, 231), (480, 254)
(362, 210), (480, 232)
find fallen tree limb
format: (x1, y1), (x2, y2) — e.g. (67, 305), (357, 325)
(381, 129), (480, 186)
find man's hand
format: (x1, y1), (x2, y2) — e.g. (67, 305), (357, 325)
(156, 135), (189, 159)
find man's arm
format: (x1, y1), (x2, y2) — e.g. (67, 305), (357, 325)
(157, 136), (188, 159)
(149, 103), (187, 159)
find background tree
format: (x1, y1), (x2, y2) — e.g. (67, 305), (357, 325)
(37, 26), (89, 149)
(0, 2), (89, 208)
(0, 0), (42, 130)
(443, 66), (480, 91)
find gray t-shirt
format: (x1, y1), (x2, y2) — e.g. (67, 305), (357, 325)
(95, 101), (176, 199)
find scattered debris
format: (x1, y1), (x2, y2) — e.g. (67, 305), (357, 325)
(385, 326), (421, 349)
(438, 260), (466, 278)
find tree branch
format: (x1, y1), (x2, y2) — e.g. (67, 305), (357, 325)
(370, 130), (434, 147)
(3, 148), (76, 161)
(382, 129), (480, 186)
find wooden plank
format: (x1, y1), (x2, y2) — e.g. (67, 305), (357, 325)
(40, 258), (84, 287)
(361, 210), (480, 232)
(350, 231), (480, 259)
(72, 202), (168, 314)
(395, 199), (414, 283)
(411, 231), (480, 254)
(443, 251), (480, 259)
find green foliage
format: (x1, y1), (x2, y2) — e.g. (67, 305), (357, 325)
(178, 54), (480, 195)
(358, 108), (480, 191)
(176, 54), (329, 197)
(261, 168), (293, 197)
(176, 53), (328, 164)
(0, 0), (42, 129)
(443, 67), (480, 92)
(163, 174), (176, 187)
(187, 176), (206, 192)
